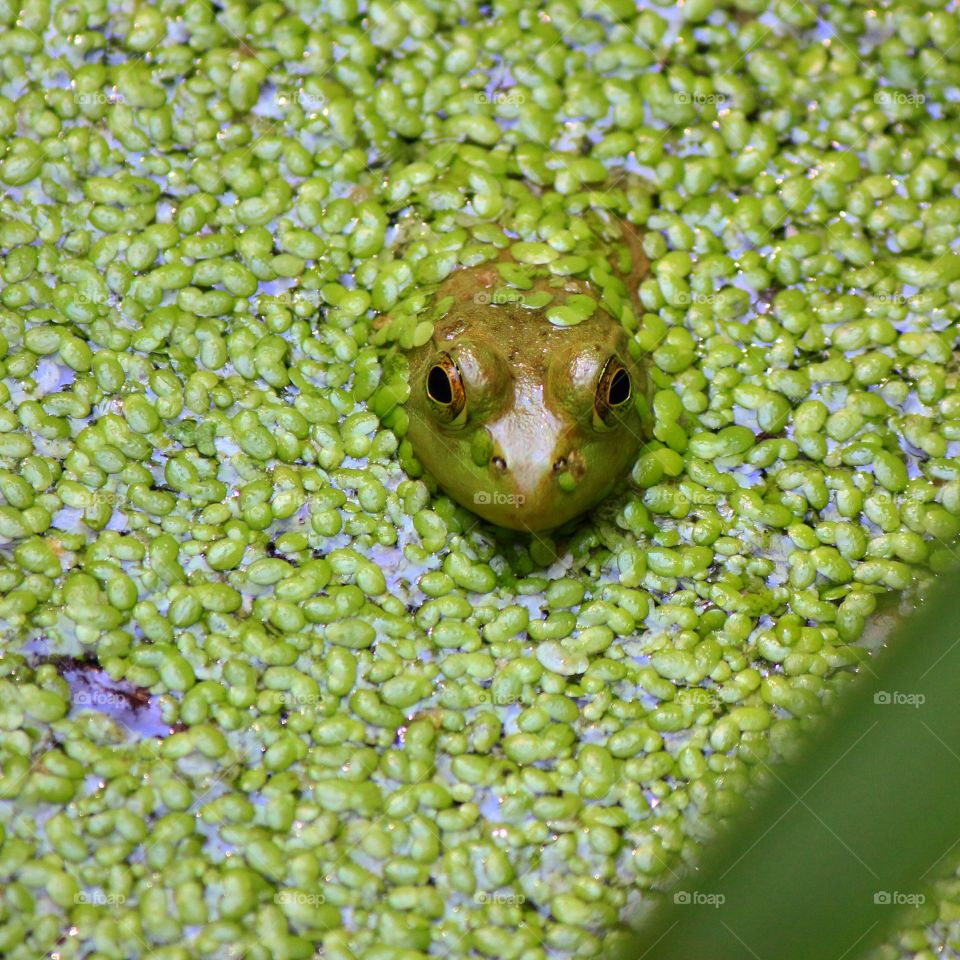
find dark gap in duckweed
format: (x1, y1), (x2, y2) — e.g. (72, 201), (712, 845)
(35, 652), (175, 737)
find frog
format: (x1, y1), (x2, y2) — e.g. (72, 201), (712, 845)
(400, 193), (652, 533)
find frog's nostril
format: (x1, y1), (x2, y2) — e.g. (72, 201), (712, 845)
(553, 457), (567, 473)
(491, 455), (507, 472)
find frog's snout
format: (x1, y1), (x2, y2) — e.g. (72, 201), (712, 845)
(471, 413), (586, 531)
(487, 442), (585, 491)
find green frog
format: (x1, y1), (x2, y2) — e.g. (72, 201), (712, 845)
(400, 192), (652, 533)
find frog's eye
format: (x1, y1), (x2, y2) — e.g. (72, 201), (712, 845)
(593, 357), (632, 430)
(425, 353), (467, 425)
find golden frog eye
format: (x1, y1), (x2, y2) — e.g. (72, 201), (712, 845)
(594, 357), (632, 429)
(425, 352), (467, 425)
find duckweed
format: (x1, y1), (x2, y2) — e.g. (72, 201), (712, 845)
(0, 2), (959, 960)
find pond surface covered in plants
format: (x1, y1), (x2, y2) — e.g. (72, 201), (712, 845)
(0, 1), (959, 958)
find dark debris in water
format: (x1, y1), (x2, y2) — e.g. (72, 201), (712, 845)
(35, 654), (179, 739)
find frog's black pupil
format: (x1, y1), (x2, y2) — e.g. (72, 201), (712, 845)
(428, 365), (453, 404)
(609, 368), (631, 405)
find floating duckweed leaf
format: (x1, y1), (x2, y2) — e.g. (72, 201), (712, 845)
(620, 303), (639, 332)
(546, 305), (586, 327)
(414, 251), (458, 284)
(474, 285), (521, 306)
(431, 295), (455, 318)
(470, 430), (493, 467)
(470, 222), (510, 245)
(459, 243), (499, 266)
(521, 290), (554, 309)
(602, 287), (624, 319)
(510, 240), (559, 264)
(495, 261), (537, 289)
(396, 316), (423, 349)
(410, 320), (434, 347)
(562, 294), (598, 320)
(535, 641), (589, 676)
(549, 255), (591, 276)
(557, 470), (578, 492)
